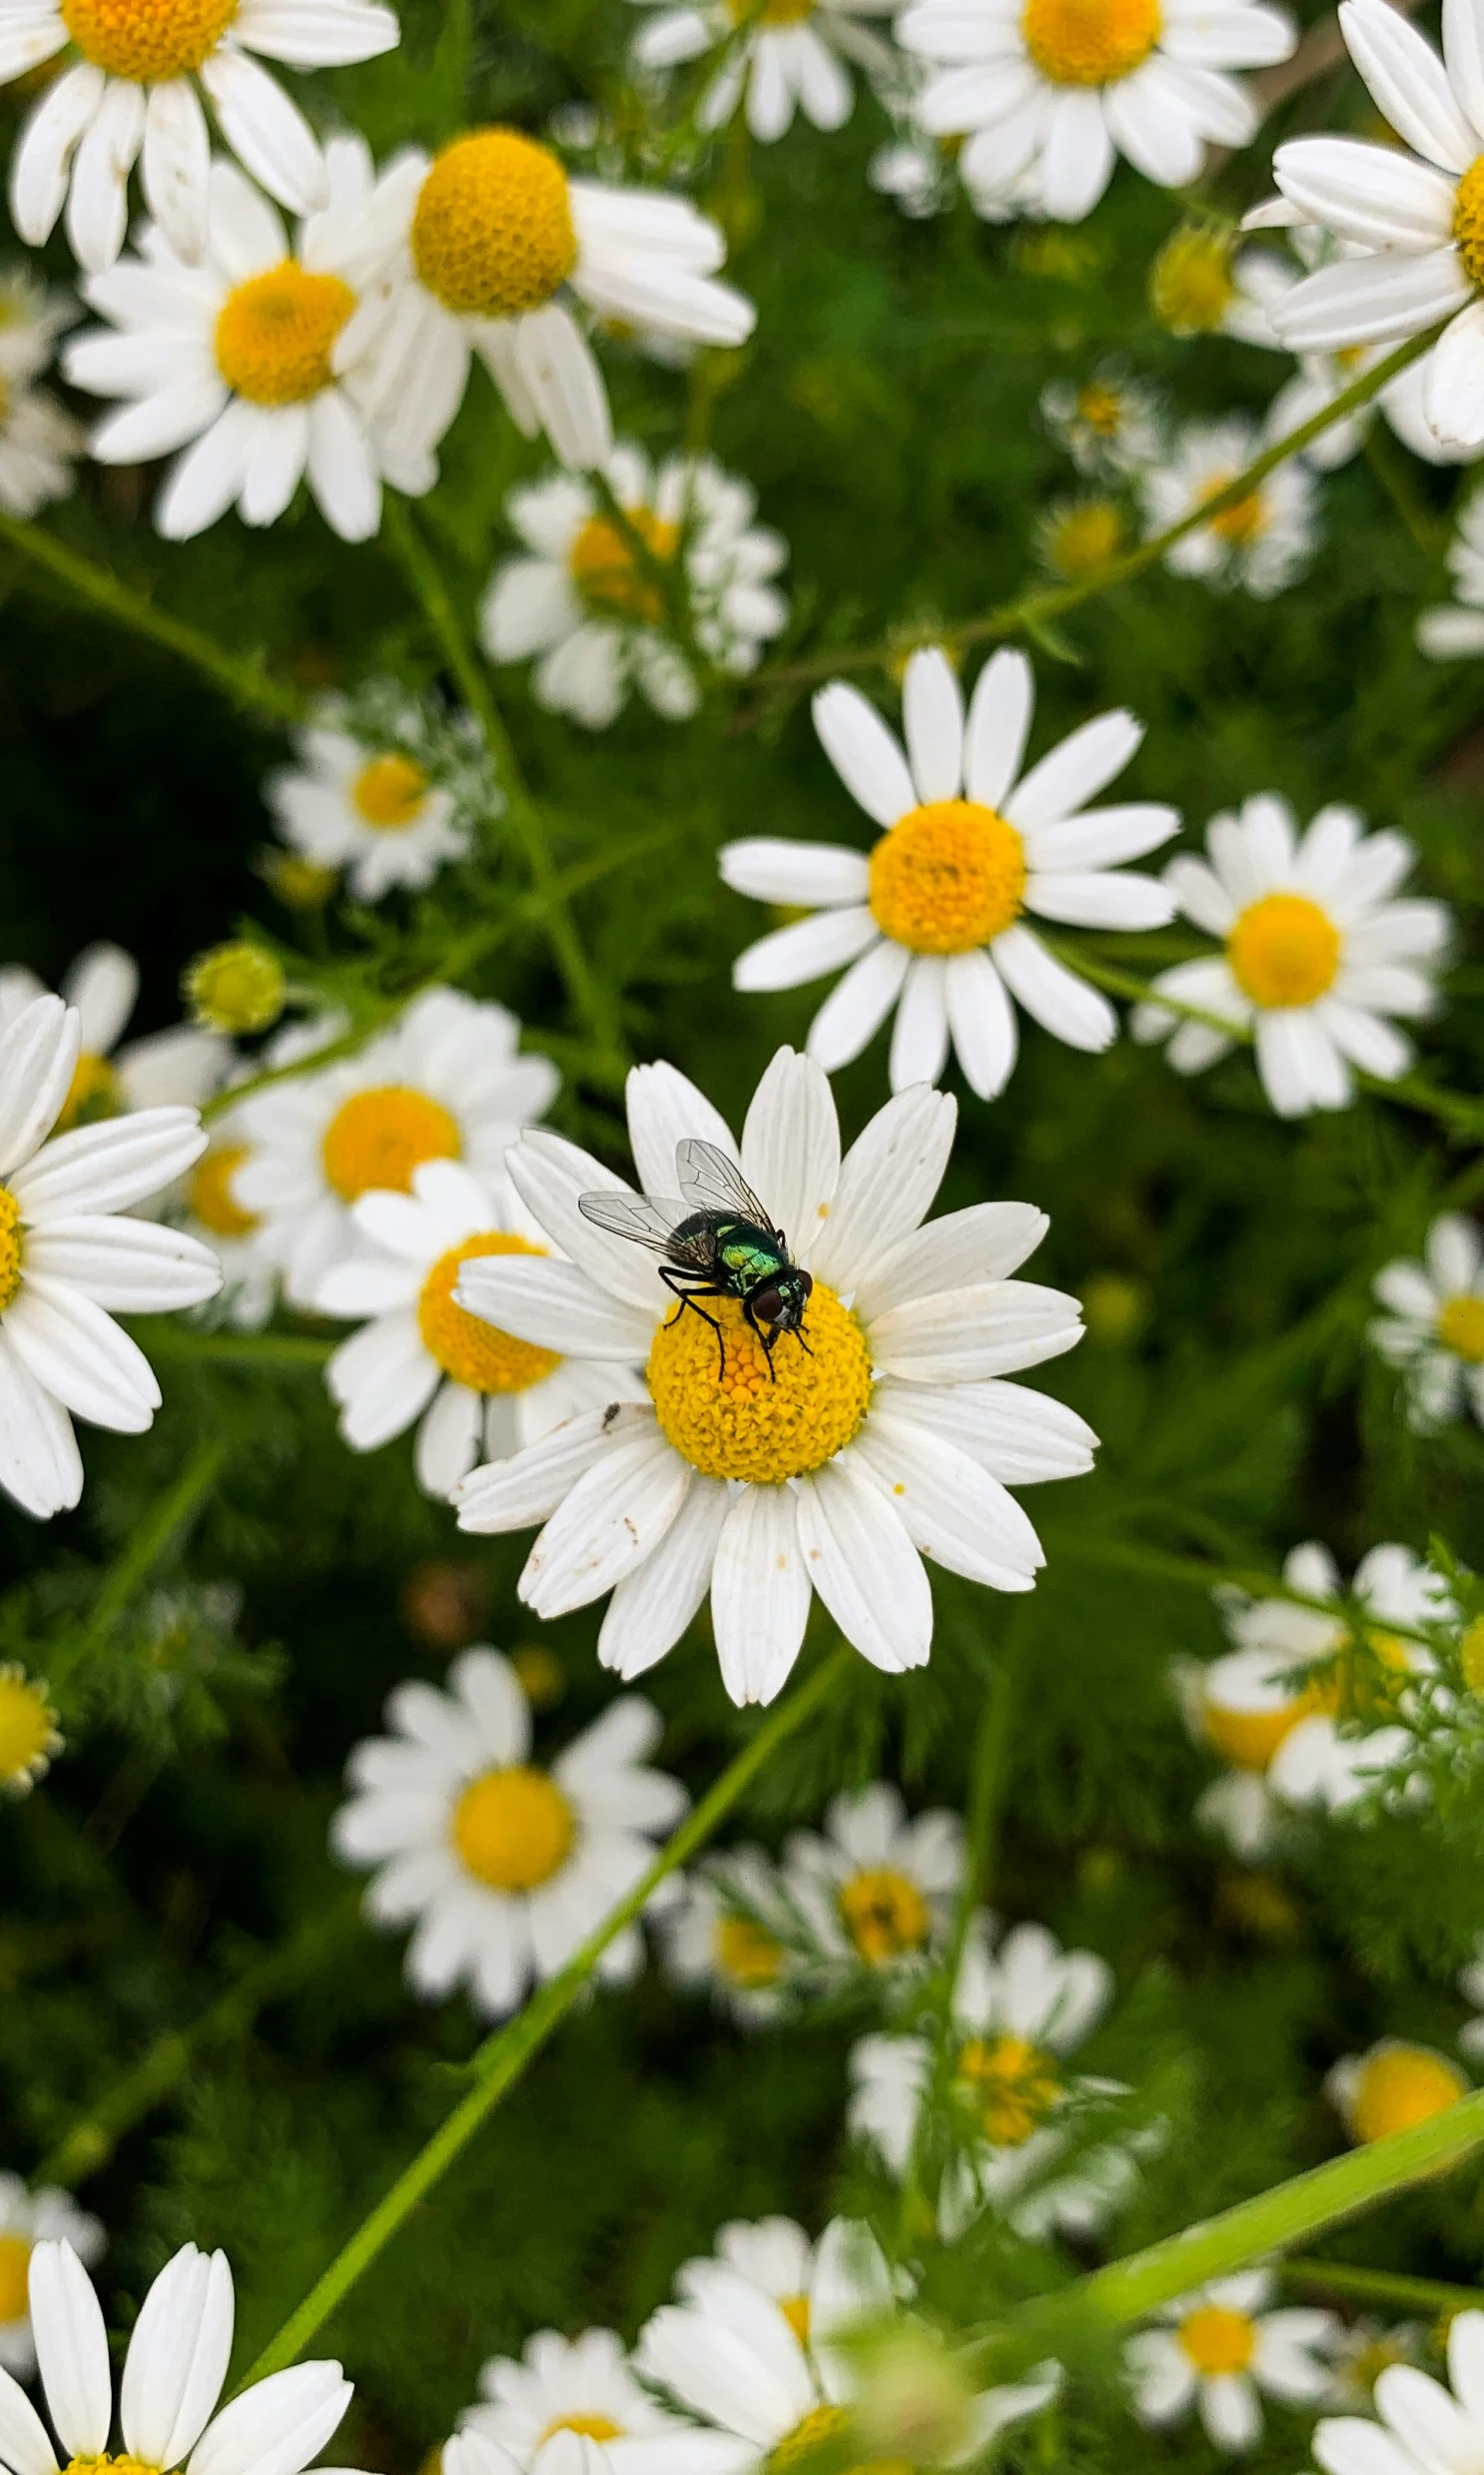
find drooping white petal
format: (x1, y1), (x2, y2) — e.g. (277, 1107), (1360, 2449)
(710, 1482), (811, 1705)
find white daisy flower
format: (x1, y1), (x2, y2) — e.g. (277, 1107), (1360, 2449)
(0, 270), (75, 383)
(663, 1847), (805, 2022)
(0, 942), (226, 1132)
(896, 0), (1292, 225)
(453, 1045), (1094, 1706)
(1, 0), (394, 278)
(459, 2328), (691, 2472)
(234, 986), (558, 1308)
(1314, 2313), (1484, 2475)
(1132, 793), (1450, 1118)
(346, 126), (754, 475)
(267, 698), (474, 903)
(1125, 2271), (1339, 2452)
(0, 275), (81, 517)
(479, 444), (788, 731)
(849, 1917), (1140, 2241)
(0, 2183), (101, 2376)
(0, 2239), (353, 2475)
(1326, 2040), (1470, 2143)
(1322, 2320), (1424, 2409)
(627, 0), (899, 146)
(1040, 363), (1162, 476)
(0, 1665), (63, 1797)
(315, 1159), (645, 1503)
(1266, 0), (1484, 456)
(675, 2215), (825, 2330)
(64, 145), (437, 544)
(1369, 1213), (1484, 1429)
(634, 2215), (1056, 2470)
(1139, 414), (1318, 596)
(332, 1645), (687, 2019)
(0, 995), (223, 1520)
(781, 1783), (963, 1973)
(721, 646), (1178, 1100)
(1419, 490), (1484, 656)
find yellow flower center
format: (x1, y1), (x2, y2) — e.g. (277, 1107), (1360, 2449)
(771, 2408), (851, 2475)
(352, 752), (430, 831)
(60, 0), (236, 79)
(728, 0), (816, 18)
(1349, 2045), (1468, 2142)
(417, 1233), (560, 1393)
(188, 1144), (260, 1240)
(781, 2292), (811, 2342)
(1022, 0), (1160, 84)
(839, 1867), (931, 1964)
(1226, 892), (1341, 1010)
(0, 1671), (56, 1784)
(0, 2234), (29, 2324)
(1454, 156), (1484, 289)
(0, 1190), (21, 1314)
(1201, 1676), (1338, 1771)
(1201, 477), (1269, 547)
(1045, 499), (1122, 578)
(715, 1911), (786, 1988)
(1076, 381), (1123, 434)
(185, 940), (284, 1034)
(648, 1283), (870, 1484)
(411, 130), (577, 319)
(1461, 1614), (1484, 1694)
(1149, 228), (1233, 334)
(321, 1086), (460, 1203)
(452, 1764), (575, 1891)
(62, 2457), (162, 2475)
(214, 262), (355, 406)
(569, 508), (679, 624)
(537, 2420), (623, 2448)
(957, 2033), (1062, 2146)
(868, 799), (1027, 955)
(57, 1051), (123, 1132)
(1438, 1292), (1484, 1362)
(1178, 2305), (1255, 2376)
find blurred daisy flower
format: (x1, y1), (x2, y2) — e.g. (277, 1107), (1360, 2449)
(1041, 363), (1160, 476)
(458, 2328), (690, 2469)
(65, 146), (435, 543)
(1140, 414), (1318, 597)
(333, 1646), (686, 2019)
(0, 1667), (62, 1798)
(315, 1160), (644, 1502)
(454, 1047), (1092, 1705)
(1326, 2040), (1469, 2143)
(346, 126), (754, 473)
(1147, 224), (1289, 341)
(0, 0), (395, 273)
(0, 2180), (101, 2374)
(627, 0), (899, 144)
(1418, 491), (1484, 659)
(0, 941), (225, 1129)
(1133, 794), (1449, 1118)
(479, 444), (788, 730)
(1322, 2319), (1424, 2410)
(721, 645), (1178, 1099)
(781, 1783), (963, 1975)
(0, 269), (81, 516)
(267, 686), (485, 903)
(1314, 2315), (1484, 2475)
(1370, 1213), (1484, 1430)
(896, 0), (1293, 225)
(664, 1847), (804, 2021)
(1125, 2272), (1338, 2450)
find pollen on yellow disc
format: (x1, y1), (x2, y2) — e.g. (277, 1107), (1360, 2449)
(1149, 227), (1233, 335)
(417, 1233), (560, 1393)
(353, 752), (430, 831)
(1201, 1676), (1336, 1771)
(452, 1764), (574, 1891)
(1022, 0), (1160, 85)
(0, 2233), (29, 2323)
(569, 509), (680, 624)
(1349, 2044), (1468, 2143)
(648, 1282), (870, 1485)
(715, 1911), (786, 1989)
(321, 1086), (461, 1202)
(57, 1050), (123, 1133)
(726, 0), (816, 22)
(538, 2418), (623, 2448)
(839, 1867), (931, 1964)
(1438, 1292), (1484, 1362)
(1076, 381), (1123, 434)
(214, 263), (356, 406)
(1045, 499), (1122, 580)
(1178, 2305), (1255, 2376)
(0, 1190), (22, 1314)
(1455, 157), (1484, 288)
(771, 2406), (851, 2475)
(956, 2034), (1062, 2146)
(868, 800), (1027, 956)
(1227, 892), (1341, 1011)
(411, 130), (577, 319)
(60, 0), (236, 79)
(189, 1144), (260, 1240)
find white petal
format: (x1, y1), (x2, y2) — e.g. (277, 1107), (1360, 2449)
(1005, 709), (1142, 831)
(0, 998), (78, 1177)
(597, 1475), (729, 1678)
(1270, 133), (1458, 249)
(6, 1278), (161, 1433)
(627, 1058), (737, 1200)
(1270, 247), (1472, 349)
(991, 923), (1117, 1051)
(456, 1255), (650, 1361)
(0, 1331), (82, 1520)
(719, 839), (871, 907)
(65, 77), (144, 275)
(945, 948), (1019, 1099)
(965, 647), (1035, 808)
(11, 1108), (206, 1219)
(854, 1200), (1049, 1320)
(733, 907), (880, 992)
(806, 940), (909, 1072)
(851, 1411), (1044, 1587)
(810, 1084), (957, 1292)
(1339, 0), (1479, 170)
(25, 1218), (221, 1312)
(30, 2242), (111, 2458)
(901, 646), (965, 802)
(198, 49), (326, 213)
(519, 1431), (690, 1616)
(10, 65), (106, 250)
(1423, 299), (1484, 445)
(0, 2366), (59, 2475)
(795, 1453), (933, 1671)
(710, 1483), (811, 1705)
(869, 1277), (1083, 1382)
(889, 956), (951, 1090)
(187, 2362), (351, 2475)
(141, 78), (210, 260)
(122, 2248), (233, 2469)
(812, 681), (915, 825)
(738, 1046), (841, 1263)
(455, 1403), (656, 1532)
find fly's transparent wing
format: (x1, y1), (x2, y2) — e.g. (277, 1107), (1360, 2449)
(674, 1139), (777, 1235)
(578, 1191), (716, 1270)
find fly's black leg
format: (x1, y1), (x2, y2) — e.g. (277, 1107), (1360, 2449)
(659, 1266), (730, 1379)
(748, 1298), (781, 1382)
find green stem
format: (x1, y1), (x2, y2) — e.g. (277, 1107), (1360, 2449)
(1052, 1532), (1442, 1652)
(0, 511), (305, 724)
(241, 1640), (853, 2382)
(751, 328), (1442, 693)
(382, 497), (626, 1073)
(54, 1436), (225, 1687)
(1285, 2257), (1484, 2314)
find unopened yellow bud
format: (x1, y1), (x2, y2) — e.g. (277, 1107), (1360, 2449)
(184, 942), (286, 1035)
(261, 851), (339, 910)
(1460, 1615), (1484, 1694)
(1150, 225), (1235, 335)
(1081, 1271), (1149, 1345)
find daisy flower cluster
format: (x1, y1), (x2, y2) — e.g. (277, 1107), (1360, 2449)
(266, 679), (494, 904)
